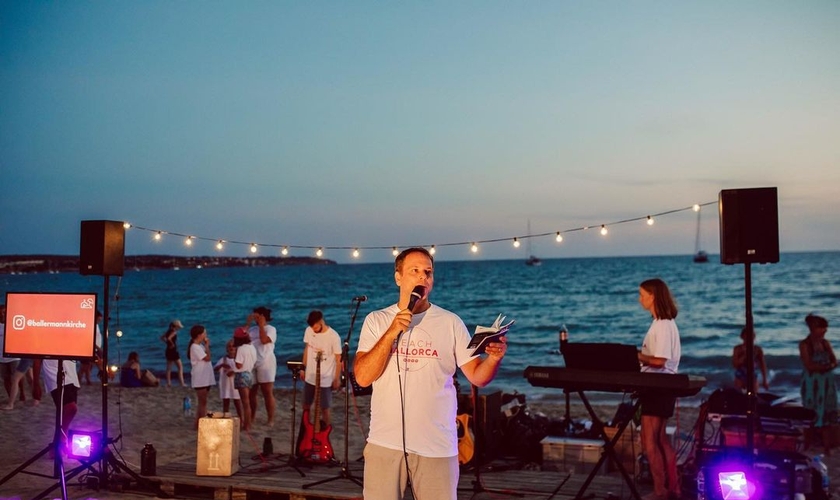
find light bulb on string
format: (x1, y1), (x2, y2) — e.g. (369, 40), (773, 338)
(429, 245), (436, 255)
(556, 232), (563, 243)
(600, 225), (608, 236)
(693, 204), (700, 212)
(470, 243), (479, 253)
(216, 240), (224, 251)
(122, 222), (131, 229)
(392, 247), (399, 257)
(115, 330), (123, 338)
(281, 246), (289, 256)
(647, 215), (654, 226)
(250, 244), (258, 253)
(185, 236), (193, 246)
(513, 238), (520, 248)
(154, 231), (162, 241)
(316, 247), (323, 257)
(352, 248), (360, 258)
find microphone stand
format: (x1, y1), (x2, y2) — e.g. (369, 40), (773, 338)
(303, 297), (365, 489)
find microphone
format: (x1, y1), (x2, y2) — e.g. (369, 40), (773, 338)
(407, 285), (426, 313)
(353, 295), (367, 302)
(559, 324), (568, 354)
(397, 286), (426, 344)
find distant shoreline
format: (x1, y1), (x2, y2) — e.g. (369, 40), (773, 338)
(0, 254), (337, 274)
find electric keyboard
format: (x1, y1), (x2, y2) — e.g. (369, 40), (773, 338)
(524, 366), (706, 397)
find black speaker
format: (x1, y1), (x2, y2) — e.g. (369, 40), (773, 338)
(80, 220), (125, 276)
(719, 187), (779, 265)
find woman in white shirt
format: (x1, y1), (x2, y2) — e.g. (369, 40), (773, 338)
(636, 278), (681, 500)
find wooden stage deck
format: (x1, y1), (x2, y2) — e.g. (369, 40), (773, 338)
(145, 453), (654, 500)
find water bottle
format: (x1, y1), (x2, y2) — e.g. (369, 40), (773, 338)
(140, 443), (156, 476)
(559, 324), (568, 354)
(183, 396), (192, 417)
(813, 455), (829, 496)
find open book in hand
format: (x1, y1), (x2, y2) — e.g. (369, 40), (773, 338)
(468, 314), (514, 355)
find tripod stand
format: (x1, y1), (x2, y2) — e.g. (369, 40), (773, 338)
(0, 360), (72, 500)
(303, 297), (365, 489)
(458, 383), (523, 498)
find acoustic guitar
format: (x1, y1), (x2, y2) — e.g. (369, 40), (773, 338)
(298, 351), (334, 463)
(456, 413), (475, 465)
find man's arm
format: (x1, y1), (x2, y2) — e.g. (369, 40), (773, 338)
(460, 337), (507, 388)
(353, 309), (411, 387)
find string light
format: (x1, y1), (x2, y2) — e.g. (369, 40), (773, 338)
(392, 247), (399, 257)
(123, 222), (131, 229)
(125, 201), (716, 257)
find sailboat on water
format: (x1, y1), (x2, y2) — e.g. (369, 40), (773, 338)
(525, 220), (542, 266)
(693, 207), (709, 263)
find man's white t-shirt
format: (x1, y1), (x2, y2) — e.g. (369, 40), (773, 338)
(640, 319), (680, 374)
(303, 326), (341, 387)
(357, 303), (476, 458)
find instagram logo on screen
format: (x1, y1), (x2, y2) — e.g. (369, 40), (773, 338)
(12, 315), (26, 330)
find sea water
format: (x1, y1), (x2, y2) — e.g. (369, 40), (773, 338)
(2, 251), (838, 405)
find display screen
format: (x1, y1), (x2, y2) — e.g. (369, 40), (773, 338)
(3, 292), (98, 360)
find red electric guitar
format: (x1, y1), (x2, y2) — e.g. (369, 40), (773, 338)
(298, 352), (334, 463)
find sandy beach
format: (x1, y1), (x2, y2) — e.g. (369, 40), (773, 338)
(1, 383), (838, 500)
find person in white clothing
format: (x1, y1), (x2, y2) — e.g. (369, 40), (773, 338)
(232, 327), (258, 431)
(301, 310), (341, 427)
(188, 325), (215, 429)
(354, 248), (508, 500)
(246, 306), (277, 426)
(636, 278), (682, 500)
(214, 340), (240, 415)
(37, 358), (80, 441)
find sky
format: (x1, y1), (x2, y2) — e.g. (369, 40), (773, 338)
(1, 2), (838, 264)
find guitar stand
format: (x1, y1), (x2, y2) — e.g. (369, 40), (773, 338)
(302, 298), (365, 490)
(458, 384), (523, 498)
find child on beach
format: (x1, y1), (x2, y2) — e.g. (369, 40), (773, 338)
(232, 327), (257, 431)
(188, 325), (215, 429)
(214, 340), (240, 415)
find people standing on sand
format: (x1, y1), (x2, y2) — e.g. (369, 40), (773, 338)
(354, 247), (508, 500)
(188, 325), (215, 429)
(799, 313), (837, 455)
(214, 339), (240, 416)
(246, 306), (277, 426)
(732, 327), (769, 393)
(232, 327), (257, 431)
(0, 304), (40, 409)
(636, 278), (682, 500)
(160, 320), (186, 387)
(301, 310), (342, 427)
